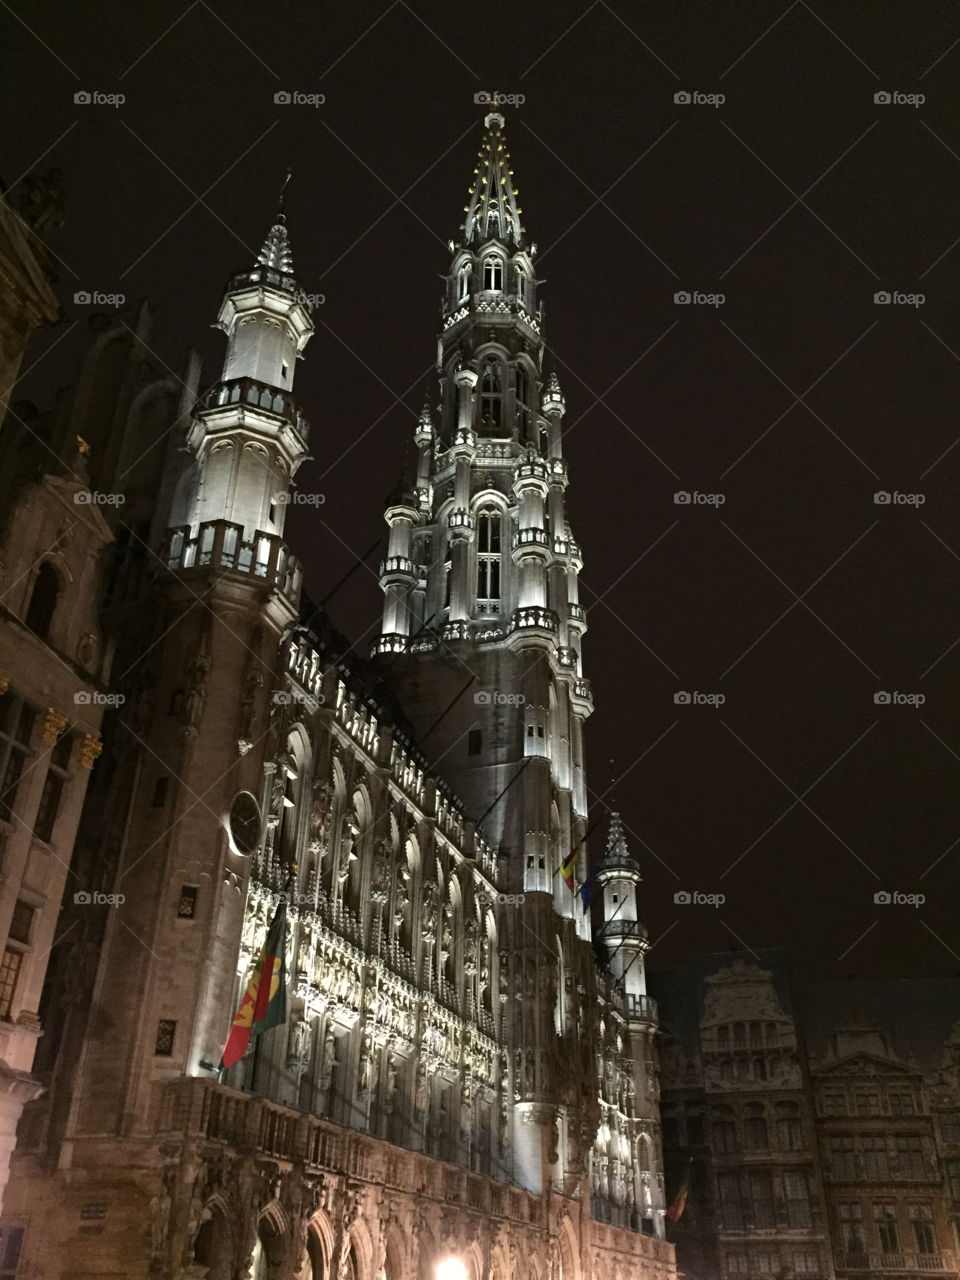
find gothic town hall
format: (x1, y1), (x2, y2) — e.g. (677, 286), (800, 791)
(0, 110), (674, 1280)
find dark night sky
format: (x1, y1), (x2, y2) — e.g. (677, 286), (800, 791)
(5, 1), (960, 982)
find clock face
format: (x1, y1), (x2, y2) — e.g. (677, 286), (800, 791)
(228, 791), (261, 856)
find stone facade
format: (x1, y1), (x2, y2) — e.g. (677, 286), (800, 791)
(0, 112), (675, 1280)
(653, 954), (960, 1280)
(0, 171), (60, 430)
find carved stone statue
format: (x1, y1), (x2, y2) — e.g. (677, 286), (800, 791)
(320, 1025), (336, 1086)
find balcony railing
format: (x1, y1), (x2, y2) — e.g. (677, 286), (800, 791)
(198, 376), (310, 442)
(835, 1250), (954, 1272)
(158, 1077), (549, 1226)
(622, 993), (659, 1024)
(597, 918), (648, 942)
(164, 521), (302, 603)
(512, 606), (559, 635)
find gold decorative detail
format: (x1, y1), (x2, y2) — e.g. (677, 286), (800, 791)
(79, 734), (102, 769)
(41, 708), (67, 745)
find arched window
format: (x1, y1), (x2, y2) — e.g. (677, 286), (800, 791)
(457, 263), (471, 300)
(516, 365), (529, 425)
(476, 507), (502, 611)
(479, 362), (502, 432)
(482, 257), (503, 292)
(516, 262), (529, 308)
(442, 554), (452, 612)
(25, 563), (60, 641)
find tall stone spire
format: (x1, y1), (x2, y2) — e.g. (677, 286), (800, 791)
(462, 111), (525, 248)
(256, 168), (295, 273)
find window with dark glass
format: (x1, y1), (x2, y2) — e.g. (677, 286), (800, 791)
(910, 1204), (937, 1254)
(784, 1170), (812, 1228)
(717, 1173), (744, 1229)
(830, 1135), (857, 1180)
(178, 886), (198, 919)
(155, 1019), (176, 1056)
(862, 1135), (890, 1181)
(25, 562), (60, 640)
(479, 363), (502, 432)
(895, 1135), (926, 1179)
(0, 1226), (23, 1280)
(0, 698), (34, 827)
(873, 1202), (900, 1253)
(743, 1111), (768, 1151)
(713, 1116), (738, 1153)
(749, 1170), (776, 1228)
(777, 1107), (804, 1150)
(476, 508), (502, 610)
(7, 901), (33, 945)
(34, 731), (71, 844)
(0, 950), (22, 1019)
(839, 1202), (866, 1253)
(482, 257), (503, 291)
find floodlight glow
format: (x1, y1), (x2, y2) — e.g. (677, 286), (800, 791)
(436, 1260), (468, 1280)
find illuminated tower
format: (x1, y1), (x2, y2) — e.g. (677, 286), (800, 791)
(374, 110), (613, 1195)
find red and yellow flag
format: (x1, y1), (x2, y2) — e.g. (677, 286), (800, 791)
(221, 897), (287, 1070)
(560, 848), (579, 892)
(666, 1162), (691, 1221)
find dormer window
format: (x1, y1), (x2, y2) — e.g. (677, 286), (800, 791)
(482, 258), (503, 292)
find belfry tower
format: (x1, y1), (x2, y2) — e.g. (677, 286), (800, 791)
(374, 110), (591, 910)
(373, 111), (622, 1196)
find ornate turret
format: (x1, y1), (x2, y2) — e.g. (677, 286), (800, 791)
(165, 184), (315, 603)
(594, 812), (652, 1008)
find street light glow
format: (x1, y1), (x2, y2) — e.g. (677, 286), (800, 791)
(436, 1260), (468, 1280)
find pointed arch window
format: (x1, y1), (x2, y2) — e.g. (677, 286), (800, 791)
(476, 507), (502, 612)
(516, 365), (530, 425)
(443, 553), (453, 612)
(25, 563), (60, 641)
(515, 262), (528, 308)
(482, 257), (503, 292)
(479, 362), (502, 432)
(457, 263), (471, 302)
